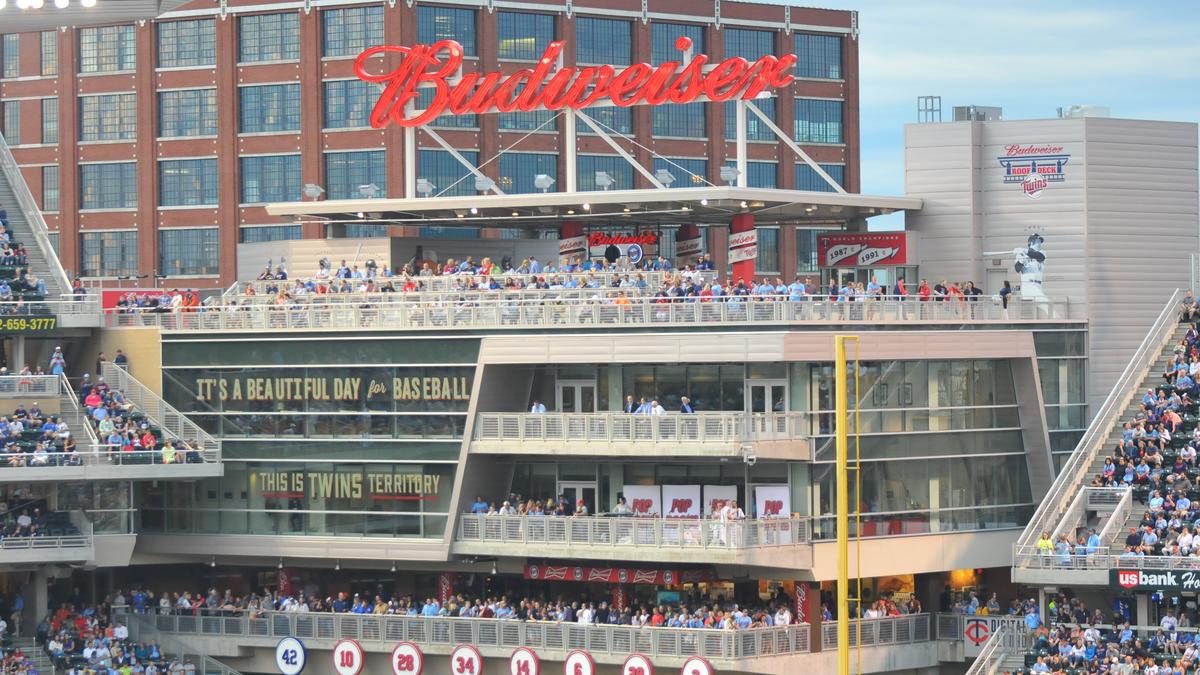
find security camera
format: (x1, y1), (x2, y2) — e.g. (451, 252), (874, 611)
(743, 453), (757, 466)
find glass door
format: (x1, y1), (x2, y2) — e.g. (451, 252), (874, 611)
(555, 380), (597, 413)
(558, 481), (597, 515)
(746, 379), (789, 437)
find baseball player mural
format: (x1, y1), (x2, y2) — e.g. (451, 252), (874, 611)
(984, 232), (1047, 299)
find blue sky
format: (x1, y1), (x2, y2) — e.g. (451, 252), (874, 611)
(773, 0), (1200, 225)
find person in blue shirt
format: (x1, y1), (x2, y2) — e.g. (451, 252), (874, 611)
(470, 497), (489, 514)
(529, 257), (541, 274)
(788, 278), (806, 301)
(1085, 528), (1101, 555)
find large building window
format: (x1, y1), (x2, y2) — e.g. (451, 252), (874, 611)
(652, 158), (707, 188)
(415, 88), (477, 128)
(498, 110), (556, 132)
(40, 31), (57, 76)
(159, 159), (218, 207)
(417, 6), (476, 57)
(651, 22), (704, 64)
(722, 161), (775, 188)
(239, 84), (300, 133)
(240, 155), (301, 204)
(652, 101), (705, 138)
(577, 155), (629, 191)
(417, 149), (478, 197)
(325, 150), (386, 200)
(577, 100), (632, 135)
(756, 227), (779, 273)
(796, 163), (845, 192)
(160, 228), (219, 276)
(241, 225), (301, 243)
(80, 231), (137, 277)
(41, 98), (57, 144)
(498, 152), (556, 194)
(724, 98), (776, 141)
(159, 89), (217, 138)
(239, 12), (300, 62)
(795, 33), (842, 79)
(497, 12), (554, 61)
(323, 6), (383, 58)
(80, 163), (137, 210)
(796, 230), (819, 273)
(794, 98), (843, 144)
(724, 28), (774, 61)
(42, 166), (58, 211)
(576, 18), (630, 65)
(79, 26), (136, 73)
(79, 94), (137, 141)
(323, 79), (375, 129)
(2, 101), (18, 145)
(158, 19), (216, 68)
(2, 34), (18, 78)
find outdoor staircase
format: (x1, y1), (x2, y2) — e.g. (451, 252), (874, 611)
(10, 636), (55, 674)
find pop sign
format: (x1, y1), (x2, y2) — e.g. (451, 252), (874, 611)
(391, 642), (424, 675)
(450, 645), (483, 675)
(332, 639), (365, 675)
(510, 647), (540, 675)
(274, 637), (307, 675)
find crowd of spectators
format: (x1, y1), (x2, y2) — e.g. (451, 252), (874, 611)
(78, 374), (203, 465)
(0, 399), (77, 468)
(33, 601), (194, 675)
(1034, 321), (1200, 563)
(0, 507), (81, 540)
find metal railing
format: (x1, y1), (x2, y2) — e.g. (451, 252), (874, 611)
(0, 511), (91, 550)
(137, 609), (812, 661)
(473, 412), (807, 445)
(0, 132), (72, 295)
(0, 374), (62, 398)
(119, 609), (244, 675)
(104, 296), (1075, 332)
(59, 373), (100, 447)
(0, 447), (218, 468)
(1015, 289), (1184, 554)
(455, 513), (810, 548)
(101, 363), (220, 455)
(818, 614), (930, 650)
(1016, 550), (1200, 571)
(1099, 488), (1134, 546)
(934, 614), (1026, 641)
(0, 295), (101, 315)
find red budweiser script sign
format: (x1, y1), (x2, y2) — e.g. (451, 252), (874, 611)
(354, 38), (797, 128)
(589, 233), (658, 247)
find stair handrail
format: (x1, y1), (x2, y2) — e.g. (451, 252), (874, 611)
(1016, 288), (1186, 548)
(100, 363), (219, 455)
(58, 373), (100, 447)
(0, 133), (72, 295)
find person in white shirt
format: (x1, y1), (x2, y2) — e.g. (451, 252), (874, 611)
(774, 607), (792, 626)
(113, 622), (129, 640)
(529, 400), (546, 414)
(1162, 611), (1179, 632)
(498, 501), (516, 516)
(649, 399), (665, 415)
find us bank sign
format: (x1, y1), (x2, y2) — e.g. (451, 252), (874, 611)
(1113, 568), (1200, 592)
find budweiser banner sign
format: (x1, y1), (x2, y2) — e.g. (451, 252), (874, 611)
(354, 38), (797, 128)
(1111, 568), (1200, 592)
(524, 564), (712, 586)
(997, 143), (1069, 199)
(817, 232), (907, 267)
(676, 236), (703, 258)
(727, 229), (758, 265)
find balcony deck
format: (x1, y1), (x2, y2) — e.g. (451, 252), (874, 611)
(470, 412), (808, 459)
(452, 513), (811, 566)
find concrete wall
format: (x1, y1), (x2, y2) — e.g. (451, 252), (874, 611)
(85, 327), (163, 395)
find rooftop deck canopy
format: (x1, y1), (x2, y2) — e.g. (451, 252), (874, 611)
(265, 187), (923, 228)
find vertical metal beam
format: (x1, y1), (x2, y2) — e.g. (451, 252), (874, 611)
(404, 126), (417, 199)
(565, 108), (578, 192)
(735, 100), (748, 188)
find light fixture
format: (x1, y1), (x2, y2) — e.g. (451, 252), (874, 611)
(54, 0), (68, 7)
(278, 559), (284, 569)
(455, 210), (465, 218)
(29, 0), (43, 8)
(355, 211), (365, 219)
(474, 175), (496, 194)
(390, 561), (397, 573)
(582, 203), (590, 211)
(623, 207), (630, 213)
(469, 207), (478, 214)
(594, 171), (614, 190)
(510, 211), (519, 217)
(80, 0), (95, 6)
(303, 183), (325, 200)
(358, 183), (380, 199)
(653, 168), (676, 188)
(415, 178), (436, 198)
(210, 557), (216, 568)
(700, 198), (708, 206)
(335, 560), (341, 571)
(719, 165), (741, 184)
(566, 209), (575, 215)
(491, 561), (498, 575)
(681, 205), (690, 212)
(533, 174), (555, 193)
(739, 201), (748, 209)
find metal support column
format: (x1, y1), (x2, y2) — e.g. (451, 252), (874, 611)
(735, 100), (748, 188)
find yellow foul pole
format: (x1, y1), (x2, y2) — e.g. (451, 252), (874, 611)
(835, 335), (854, 675)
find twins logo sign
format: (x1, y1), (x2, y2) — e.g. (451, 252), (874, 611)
(997, 144), (1070, 199)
